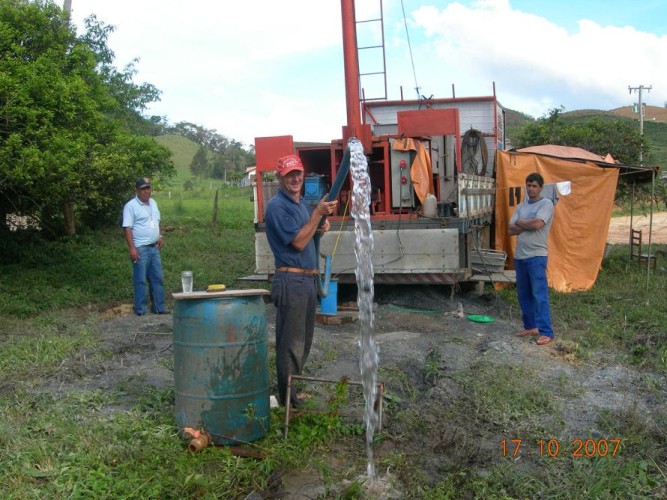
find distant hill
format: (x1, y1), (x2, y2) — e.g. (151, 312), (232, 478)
(154, 134), (200, 177)
(504, 109), (534, 148)
(610, 104), (667, 123)
(504, 105), (667, 168)
(506, 105), (667, 125)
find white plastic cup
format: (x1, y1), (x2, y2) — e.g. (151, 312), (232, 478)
(181, 271), (193, 293)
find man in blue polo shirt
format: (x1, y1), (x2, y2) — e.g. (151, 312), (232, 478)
(265, 155), (338, 407)
(122, 177), (169, 316)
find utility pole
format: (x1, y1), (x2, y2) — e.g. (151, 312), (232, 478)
(628, 84), (652, 166)
(63, 0), (72, 14)
(628, 84), (656, 295)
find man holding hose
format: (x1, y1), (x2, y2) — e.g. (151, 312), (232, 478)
(265, 154), (338, 407)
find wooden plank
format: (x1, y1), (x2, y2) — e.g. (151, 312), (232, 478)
(316, 311), (359, 325)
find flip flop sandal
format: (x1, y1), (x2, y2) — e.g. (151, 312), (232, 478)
(536, 336), (553, 345)
(517, 328), (539, 337)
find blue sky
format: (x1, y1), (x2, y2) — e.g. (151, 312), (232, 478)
(510, 0), (667, 34)
(70, 0), (667, 148)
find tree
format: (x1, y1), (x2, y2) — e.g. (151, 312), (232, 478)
(514, 107), (645, 166)
(190, 145), (210, 179)
(166, 121), (256, 179)
(210, 153), (229, 181)
(0, 0), (174, 237)
(168, 121), (229, 153)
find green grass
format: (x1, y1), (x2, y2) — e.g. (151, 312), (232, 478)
(449, 363), (560, 433)
(0, 184), (260, 318)
(0, 386), (341, 497)
(1, 189), (666, 497)
(154, 134), (202, 185)
(377, 317), (666, 498)
(0, 321), (97, 385)
(497, 244), (667, 374)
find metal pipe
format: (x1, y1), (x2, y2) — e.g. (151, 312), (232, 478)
(341, 0), (361, 136)
(283, 374), (384, 438)
(188, 434), (211, 453)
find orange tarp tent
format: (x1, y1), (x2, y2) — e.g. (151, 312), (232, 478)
(494, 146), (620, 292)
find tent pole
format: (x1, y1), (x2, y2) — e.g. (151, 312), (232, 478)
(629, 181), (635, 258)
(645, 169), (655, 296)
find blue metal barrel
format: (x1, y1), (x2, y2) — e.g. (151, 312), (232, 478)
(173, 290), (270, 445)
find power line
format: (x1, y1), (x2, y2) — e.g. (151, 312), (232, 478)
(400, 0), (420, 99)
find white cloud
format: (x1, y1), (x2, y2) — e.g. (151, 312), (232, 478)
(405, 0), (667, 117)
(72, 0), (345, 145)
(71, 0), (667, 145)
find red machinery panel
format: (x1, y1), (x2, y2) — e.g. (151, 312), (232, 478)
(397, 108), (462, 173)
(397, 108), (460, 137)
(255, 136), (294, 173)
(254, 135), (295, 224)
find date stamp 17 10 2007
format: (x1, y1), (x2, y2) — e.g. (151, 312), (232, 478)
(500, 438), (622, 458)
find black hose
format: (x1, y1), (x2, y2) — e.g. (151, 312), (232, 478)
(315, 142), (353, 297)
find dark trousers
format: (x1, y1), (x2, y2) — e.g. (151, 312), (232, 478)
(271, 272), (316, 406)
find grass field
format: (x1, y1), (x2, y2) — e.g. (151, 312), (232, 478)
(0, 184), (258, 318)
(1, 178), (665, 496)
(154, 134), (205, 187)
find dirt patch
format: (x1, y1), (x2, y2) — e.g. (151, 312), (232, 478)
(39, 286), (667, 497)
(43, 312), (173, 399)
(284, 286), (666, 496)
(607, 211), (667, 244)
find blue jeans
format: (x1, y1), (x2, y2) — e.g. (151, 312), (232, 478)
(271, 271), (316, 406)
(132, 245), (167, 314)
(515, 256), (553, 337)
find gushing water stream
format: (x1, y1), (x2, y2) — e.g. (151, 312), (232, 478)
(348, 138), (379, 481)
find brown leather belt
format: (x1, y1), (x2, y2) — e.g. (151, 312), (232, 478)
(275, 267), (318, 275)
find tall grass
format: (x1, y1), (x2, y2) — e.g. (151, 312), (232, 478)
(0, 184), (260, 318)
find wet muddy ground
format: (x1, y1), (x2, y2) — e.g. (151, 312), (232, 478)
(36, 206), (667, 496)
(42, 281), (667, 497)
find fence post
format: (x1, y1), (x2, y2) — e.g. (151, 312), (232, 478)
(211, 189), (219, 230)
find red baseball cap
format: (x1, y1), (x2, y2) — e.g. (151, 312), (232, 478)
(276, 155), (304, 176)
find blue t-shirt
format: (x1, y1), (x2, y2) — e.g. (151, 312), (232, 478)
(122, 196), (161, 247)
(265, 189), (316, 269)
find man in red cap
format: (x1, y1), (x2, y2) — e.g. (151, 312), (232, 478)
(265, 154), (338, 407)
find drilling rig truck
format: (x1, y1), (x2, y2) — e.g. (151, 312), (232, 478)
(252, 0), (507, 286)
